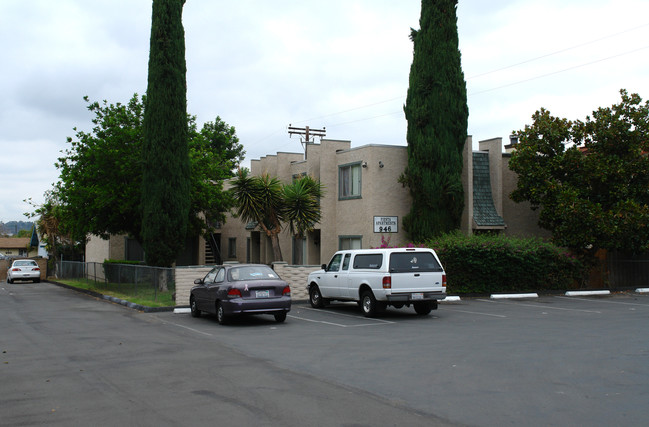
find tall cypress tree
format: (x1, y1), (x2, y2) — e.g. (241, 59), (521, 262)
(141, 0), (190, 267)
(402, 0), (468, 241)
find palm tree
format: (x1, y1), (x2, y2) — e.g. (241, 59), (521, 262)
(231, 169), (324, 261)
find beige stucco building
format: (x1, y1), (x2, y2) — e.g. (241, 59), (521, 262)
(86, 136), (549, 266)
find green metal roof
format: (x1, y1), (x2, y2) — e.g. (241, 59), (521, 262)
(472, 152), (506, 227)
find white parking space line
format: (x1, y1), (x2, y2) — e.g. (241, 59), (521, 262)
(555, 295), (649, 307)
(164, 320), (214, 337)
(300, 306), (395, 323)
(290, 307), (396, 327)
(288, 314), (395, 328)
(479, 298), (602, 314)
(444, 308), (507, 318)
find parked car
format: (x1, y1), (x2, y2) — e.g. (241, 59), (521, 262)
(307, 247), (446, 317)
(7, 259), (41, 283)
(190, 264), (291, 325)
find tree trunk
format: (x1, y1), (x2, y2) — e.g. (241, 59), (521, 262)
(157, 269), (169, 292)
(271, 233), (283, 262)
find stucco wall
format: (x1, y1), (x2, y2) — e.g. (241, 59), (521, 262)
(175, 266), (213, 307)
(501, 155), (552, 239)
(271, 262), (320, 300)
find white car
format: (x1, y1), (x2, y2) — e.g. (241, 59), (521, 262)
(7, 259), (41, 283)
(307, 247), (446, 317)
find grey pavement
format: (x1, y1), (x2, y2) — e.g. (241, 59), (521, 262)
(3, 281), (649, 426)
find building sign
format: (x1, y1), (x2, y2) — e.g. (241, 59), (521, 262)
(374, 216), (398, 233)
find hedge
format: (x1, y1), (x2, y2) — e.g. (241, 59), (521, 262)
(425, 233), (586, 294)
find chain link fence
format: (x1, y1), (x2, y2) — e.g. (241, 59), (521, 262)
(57, 261), (175, 302)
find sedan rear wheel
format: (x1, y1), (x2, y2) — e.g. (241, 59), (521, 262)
(190, 296), (201, 318)
(274, 311), (287, 323)
(216, 301), (228, 325)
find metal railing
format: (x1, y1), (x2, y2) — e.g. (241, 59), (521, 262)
(608, 255), (649, 289)
(57, 261), (175, 302)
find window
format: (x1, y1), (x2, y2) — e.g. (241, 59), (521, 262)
(228, 238), (236, 258)
(339, 236), (362, 250)
(204, 267), (219, 283)
(292, 237), (306, 265)
(342, 253), (351, 270)
(389, 252), (443, 273)
(353, 254), (383, 269)
(339, 163), (361, 199)
(326, 253), (343, 272)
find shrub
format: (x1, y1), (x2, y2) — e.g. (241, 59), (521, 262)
(103, 259), (145, 283)
(425, 232), (586, 294)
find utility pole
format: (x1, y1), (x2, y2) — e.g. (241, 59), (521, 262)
(288, 124), (326, 152)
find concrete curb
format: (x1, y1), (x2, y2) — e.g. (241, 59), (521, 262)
(47, 280), (174, 313)
(490, 293), (538, 300)
(565, 290), (610, 297)
(636, 288), (649, 293)
(441, 296), (461, 303)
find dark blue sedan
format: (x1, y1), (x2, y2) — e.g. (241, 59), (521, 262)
(190, 264), (291, 324)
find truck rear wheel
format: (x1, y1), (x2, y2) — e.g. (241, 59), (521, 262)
(361, 290), (379, 317)
(414, 301), (433, 316)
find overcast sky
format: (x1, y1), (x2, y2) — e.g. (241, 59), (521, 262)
(1, 0), (648, 222)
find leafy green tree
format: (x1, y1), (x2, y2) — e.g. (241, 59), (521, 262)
(231, 169), (324, 261)
(401, 0), (469, 242)
(509, 90), (649, 256)
(55, 95), (145, 241)
(141, 0), (190, 267)
(54, 94), (244, 249)
(25, 192), (83, 265)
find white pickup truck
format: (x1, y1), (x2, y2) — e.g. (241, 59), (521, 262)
(306, 247), (446, 317)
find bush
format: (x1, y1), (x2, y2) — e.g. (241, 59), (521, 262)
(103, 259), (144, 283)
(425, 232), (586, 294)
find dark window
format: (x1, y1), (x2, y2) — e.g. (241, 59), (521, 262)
(339, 163), (361, 199)
(353, 254), (383, 269)
(228, 238), (236, 258)
(342, 253), (351, 270)
(326, 253), (343, 272)
(339, 236), (362, 250)
(389, 252), (443, 273)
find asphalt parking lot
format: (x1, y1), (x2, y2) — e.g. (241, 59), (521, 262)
(3, 282), (649, 426)
(169, 292), (649, 426)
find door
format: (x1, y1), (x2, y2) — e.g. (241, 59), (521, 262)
(318, 253), (344, 298)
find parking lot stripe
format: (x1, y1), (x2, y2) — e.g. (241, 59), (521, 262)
(164, 320), (214, 337)
(300, 307), (395, 323)
(443, 307), (507, 318)
(555, 295), (649, 307)
(479, 298), (602, 314)
(287, 314), (395, 328)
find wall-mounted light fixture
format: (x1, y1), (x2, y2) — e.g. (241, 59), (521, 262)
(378, 161), (384, 168)
(361, 161), (368, 168)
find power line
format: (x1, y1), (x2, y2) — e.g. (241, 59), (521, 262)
(468, 22), (649, 79)
(469, 44), (649, 96)
(250, 22), (649, 145)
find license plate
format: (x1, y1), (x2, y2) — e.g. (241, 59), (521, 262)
(255, 290), (270, 298)
(411, 293), (424, 300)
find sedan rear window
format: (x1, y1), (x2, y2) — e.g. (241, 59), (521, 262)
(389, 252), (443, 273)
(14, 260), (37, 267)
(229, 266), (279, 281)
